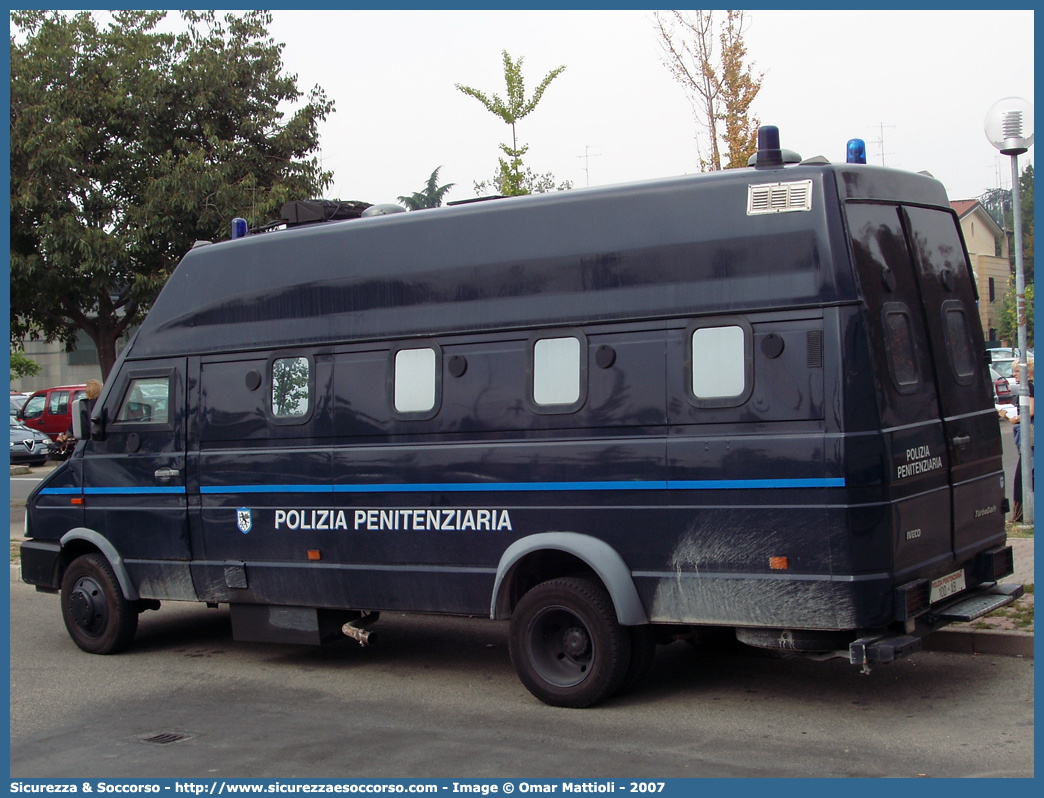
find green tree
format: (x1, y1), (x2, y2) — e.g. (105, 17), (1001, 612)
(999, 279), (1033, 349)
(398, 166), (455, 210)
(717, 11), (761, 169)
(654, 10), (763, 171)
(456, 50), (570, 196)
(10, 10), (333, 379)
(1015, 163), (1034, 282)
(10, 349), (41, 380)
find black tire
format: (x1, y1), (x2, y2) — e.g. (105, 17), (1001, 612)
(60, 553), (138, 654)
(509, 577), (630, 708)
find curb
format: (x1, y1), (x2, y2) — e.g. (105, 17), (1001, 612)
(922, 628), (1034, 659)
(10, 465), (31, 476)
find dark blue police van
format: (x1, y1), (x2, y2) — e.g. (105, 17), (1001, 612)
(21, 128), (1022, 707)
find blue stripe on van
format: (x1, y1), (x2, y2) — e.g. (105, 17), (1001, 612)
(84, 487), (187, 495)
(197, 478), (845, 495)
(668, 478), (847, 490)
(38, 486), (187, 496)
(44, 478), (846, 497)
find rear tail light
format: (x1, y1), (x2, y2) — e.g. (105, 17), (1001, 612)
(894, 579), (930, 621)
(978, 546), (1015, 582)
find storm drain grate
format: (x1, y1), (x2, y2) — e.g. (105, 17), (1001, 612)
(141, 731), (190, 745)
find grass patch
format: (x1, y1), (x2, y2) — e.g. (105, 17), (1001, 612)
(969, 583), (1035, 632)
(1006, 521), (1035, 538)
(11, 540), (20, 563)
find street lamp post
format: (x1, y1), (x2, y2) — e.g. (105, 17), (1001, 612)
(985, 96), (1034, 524)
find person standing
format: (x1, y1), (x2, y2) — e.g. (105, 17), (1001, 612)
(1008, 361), (1034, 522)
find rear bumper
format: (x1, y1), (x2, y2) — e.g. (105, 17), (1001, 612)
(851, 581), (1024, 666)
(894, 545), (1015, 623)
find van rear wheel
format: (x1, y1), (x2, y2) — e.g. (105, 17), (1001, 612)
(509, 577), (630, 708)
(60, 553), (138, 654)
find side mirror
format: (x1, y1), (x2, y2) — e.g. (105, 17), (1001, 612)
(71, 397), (87, 441)
(90, 405), (107, 442)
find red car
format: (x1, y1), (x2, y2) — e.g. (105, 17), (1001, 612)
(16, 384), (87, 440)
(990, 367), (1013, 405)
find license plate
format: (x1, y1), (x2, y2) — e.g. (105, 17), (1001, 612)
(930, 569), (966, 603)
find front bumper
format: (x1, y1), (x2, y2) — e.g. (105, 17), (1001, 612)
(20, 539), (62, 589)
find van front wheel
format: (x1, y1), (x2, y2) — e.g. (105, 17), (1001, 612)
(509, 577), (630, 708)
(60, 553), (138, 654)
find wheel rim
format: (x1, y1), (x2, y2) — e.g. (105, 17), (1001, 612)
(526, 605), (595, 688)
(68, 575), (109, 638)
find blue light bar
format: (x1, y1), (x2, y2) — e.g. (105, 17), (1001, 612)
(847, 139), (867, 164)
(231, 217), (249, 239)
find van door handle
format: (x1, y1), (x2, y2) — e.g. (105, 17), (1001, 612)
(154, 467), (180, 481)
(952, 435), (971, 448)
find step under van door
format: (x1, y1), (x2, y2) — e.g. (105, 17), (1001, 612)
(898, 206), (1005, 561)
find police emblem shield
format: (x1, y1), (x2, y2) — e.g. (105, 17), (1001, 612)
(236, 508), (252, 534)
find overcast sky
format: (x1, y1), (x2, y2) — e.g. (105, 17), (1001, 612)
(263, 9), (1034, 207)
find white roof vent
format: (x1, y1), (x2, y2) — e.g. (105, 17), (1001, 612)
(747, 180), (813, 215)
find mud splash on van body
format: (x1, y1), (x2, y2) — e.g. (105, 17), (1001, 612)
(649, 509), (860, 629)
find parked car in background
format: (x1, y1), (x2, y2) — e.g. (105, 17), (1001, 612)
(992, 358), (1017, 381)
(16, 385), (87, 440)
(988, 347), (1016, 363)
(991, 367), (1014, 405)
(10, 394), (29, 417)
(10, 416), (53, 467)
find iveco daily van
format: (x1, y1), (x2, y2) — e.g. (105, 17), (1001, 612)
(22, 127), (1022, 707)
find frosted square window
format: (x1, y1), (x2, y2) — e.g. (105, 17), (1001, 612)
(394, 348), (437, 413)
(692, 326), (745, 399)
(533, 337), (581, 406)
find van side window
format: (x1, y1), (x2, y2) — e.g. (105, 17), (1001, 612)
(115, 377), (169, 424)
(882, 304), (919, 390)
(941, 301), (976, 381)
(691, 324), (748, 404)
(394, 348), (437, 414)
(529, 333), (588, 413)
(271, 357), (311, 418)
(49, 391), (69, 416)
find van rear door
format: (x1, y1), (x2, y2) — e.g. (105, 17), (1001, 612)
(847, 203), (954, 580)
(847, 203), (1004, 584)
(899, 206), (1005, 559)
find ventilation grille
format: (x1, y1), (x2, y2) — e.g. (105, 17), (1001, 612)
(807, 330), (823, 368)
(747, 180), (814, 215)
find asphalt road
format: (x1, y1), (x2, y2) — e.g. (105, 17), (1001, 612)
(10, 580), (1034, 779)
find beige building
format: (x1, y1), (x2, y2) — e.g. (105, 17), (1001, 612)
(11, 330), (115, 394)
(951, 199), (1011, 345)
